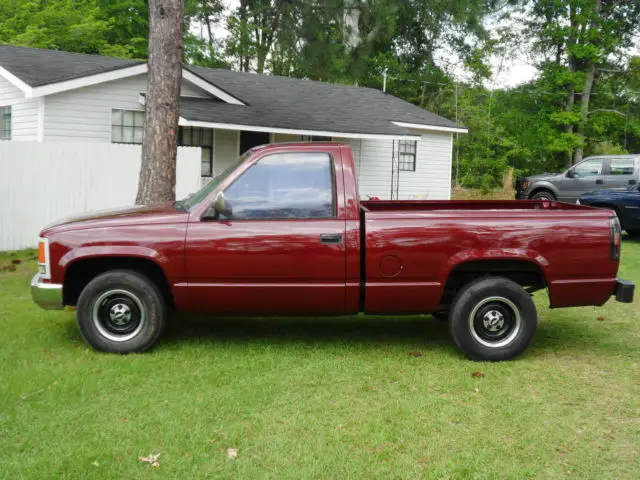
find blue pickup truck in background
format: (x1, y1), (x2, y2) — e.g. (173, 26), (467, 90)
(579, 183), (640, 238)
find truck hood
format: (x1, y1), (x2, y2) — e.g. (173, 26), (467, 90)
(526, 172), (564, 181)
(41, 203), (189, 236)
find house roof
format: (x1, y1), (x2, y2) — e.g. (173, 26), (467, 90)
(0, 44), (466, 137)
(0, 44), (142, 87)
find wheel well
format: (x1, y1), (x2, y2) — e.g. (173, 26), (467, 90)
(528, 187), (555, 199)
(63, 256), (174, 308)
(440, 260), (547, 308)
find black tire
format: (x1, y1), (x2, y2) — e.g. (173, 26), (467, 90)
(530, 190), (556, 201)
(76, 270), (167, 353)
(449, 277), (538, 361)
(626, 229), (640, 238)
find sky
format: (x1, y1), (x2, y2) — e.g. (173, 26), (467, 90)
(208, 0), (539, 88)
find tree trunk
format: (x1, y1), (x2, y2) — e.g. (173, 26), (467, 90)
(136, 0), (185, 205)
(572, 61), (596, 165)
(572, 0), (601, 165)
(564, 79), (575, 168)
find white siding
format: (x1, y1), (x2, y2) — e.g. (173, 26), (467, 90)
(335, 132), (452, 200)
(43, 74), (210, 142)
(213, 129), (238, 174)
(334, 136), (393, 199)
(0, 76), (39, 141)
(399, 132), (452, 200)
(0, 142), (201, 251)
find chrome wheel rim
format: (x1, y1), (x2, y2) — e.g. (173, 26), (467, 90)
(92, 289), (145, 342)
(468, 296), (521, 348)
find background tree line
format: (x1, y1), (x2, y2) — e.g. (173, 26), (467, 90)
(1, 0), (639, 191)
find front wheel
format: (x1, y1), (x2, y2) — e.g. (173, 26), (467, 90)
(530, 191), (556, 201)
(76, 270), (167, 353)
(449, 277), (538, 361)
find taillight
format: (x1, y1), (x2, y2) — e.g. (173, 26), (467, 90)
(610, 217), (621, 261)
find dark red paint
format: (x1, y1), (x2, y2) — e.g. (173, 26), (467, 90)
(40, 142), (621, 314)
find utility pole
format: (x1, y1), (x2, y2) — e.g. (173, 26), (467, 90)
(382, 68), (388, 93)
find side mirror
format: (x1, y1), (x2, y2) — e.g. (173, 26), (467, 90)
(566, 169), (575, 179)
(214, 191), (232, 217)
(201, 192), (232, 220)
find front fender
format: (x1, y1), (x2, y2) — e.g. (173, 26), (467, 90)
(59, 245), (168, 273)
(528, 180), (560, 198)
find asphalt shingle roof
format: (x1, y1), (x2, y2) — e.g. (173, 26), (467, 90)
(0, 45), (142, 87)
(184, 65), (462, 134)
(0, 45), (464, 135)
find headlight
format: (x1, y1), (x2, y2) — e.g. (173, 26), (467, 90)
(37, 237), (51, 279)
(522, 180), (529, 190)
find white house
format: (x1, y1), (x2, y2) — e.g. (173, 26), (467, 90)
(0, 45), (467, 200)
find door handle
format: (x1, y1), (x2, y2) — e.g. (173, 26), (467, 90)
(320, 233), (343, 244)
(596, 179), (604, 185)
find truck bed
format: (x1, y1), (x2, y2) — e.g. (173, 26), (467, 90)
(361, 199), (588, 212)
(360, 198), (617, 314)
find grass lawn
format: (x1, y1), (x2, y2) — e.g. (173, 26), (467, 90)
(1, 242), (639, 479)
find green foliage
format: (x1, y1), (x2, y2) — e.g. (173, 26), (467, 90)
(0, 0), (112, 54)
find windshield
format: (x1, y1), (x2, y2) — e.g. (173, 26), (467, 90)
(174, 152), (249, 211)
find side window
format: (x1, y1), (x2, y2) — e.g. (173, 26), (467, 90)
(398, 140), (417, 171)
(224, 152), (334, 219)
(111, 109), (144, 144)
(574, 159), (603, 178)
(608, 158), (634, 176)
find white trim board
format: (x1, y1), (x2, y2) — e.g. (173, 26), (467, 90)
(179, 118), (421, 141)
(182, 70), (245, 105)
(0, 64), (246, 105)
(28, 64), (148, 98)
(0, 65), (33, 95)
(391, 121), (468, 134)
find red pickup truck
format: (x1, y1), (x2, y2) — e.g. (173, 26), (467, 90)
(31, 142), (634, 361)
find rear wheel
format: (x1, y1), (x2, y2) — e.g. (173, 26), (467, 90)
(449, 277), (538, 361)
(530, 190), (556, 201)
(76, 270), (167, 353)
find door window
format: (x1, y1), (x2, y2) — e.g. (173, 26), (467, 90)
(573, 159), (603, 177)
(224, 152), (334, 219)
(608, 158), (635, 176)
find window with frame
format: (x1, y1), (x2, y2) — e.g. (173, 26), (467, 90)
(1, 106), (11, 140)
(398, 140), (417, 171)
(223, 152), (334, 220)
(573, 158), (603, 177)
(111, 109), (144, 144)
(179, 127), (214, 178)
(608, 158), (634, 176)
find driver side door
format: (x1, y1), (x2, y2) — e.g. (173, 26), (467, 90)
(560, 157), (606, 202)
(184, 149), (347, 316)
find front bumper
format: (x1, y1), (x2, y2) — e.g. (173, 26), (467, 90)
(515, 193), (528, 200)
(30, 273), (64, 310)
(615, 278), (635, 303)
